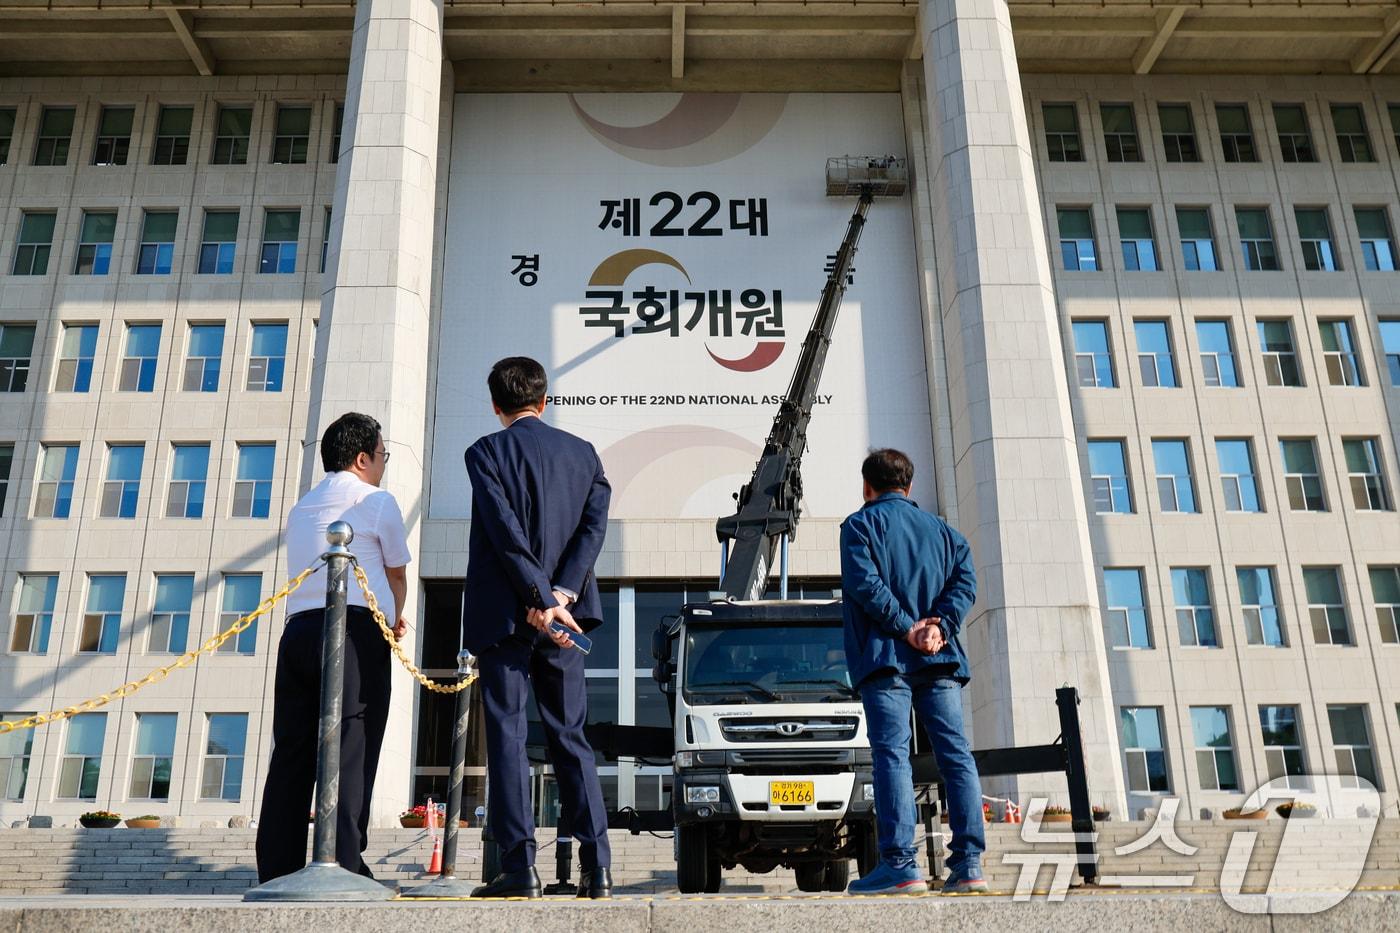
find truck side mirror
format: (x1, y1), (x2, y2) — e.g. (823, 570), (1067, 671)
(651, 627), (670, 663)
(651, 660), (675, 691)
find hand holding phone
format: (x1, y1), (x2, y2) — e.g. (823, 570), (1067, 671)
(548, 620), (592, 654)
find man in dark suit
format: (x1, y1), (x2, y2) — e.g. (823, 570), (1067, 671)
(463, 356), (613, 899)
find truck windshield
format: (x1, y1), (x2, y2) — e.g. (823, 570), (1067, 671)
(683, 621), (854, 704)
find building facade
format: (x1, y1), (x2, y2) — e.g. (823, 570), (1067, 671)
(0, 0), (1395, 829)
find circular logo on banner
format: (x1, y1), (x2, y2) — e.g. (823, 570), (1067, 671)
(569, 93), (789, 167)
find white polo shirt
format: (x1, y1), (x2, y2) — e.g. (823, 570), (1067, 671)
(284, 471), (412, 620)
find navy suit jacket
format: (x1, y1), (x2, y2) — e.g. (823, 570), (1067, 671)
(461, 416), (611, 655)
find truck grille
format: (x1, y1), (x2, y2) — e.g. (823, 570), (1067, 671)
(729, 749), (853, 771)
(720, 717), (858, 743)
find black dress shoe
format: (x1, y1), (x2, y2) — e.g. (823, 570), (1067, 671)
(471, 867), (543, 898)
(576, 867), (612, 899)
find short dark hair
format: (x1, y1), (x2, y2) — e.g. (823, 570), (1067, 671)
(488, 356), (548, 413)
(321, 412), (381, 473)
(862, 448), (914, 493)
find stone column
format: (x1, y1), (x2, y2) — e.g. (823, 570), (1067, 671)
(306, 0), (446, 822)
(916, 0), (1126, 811)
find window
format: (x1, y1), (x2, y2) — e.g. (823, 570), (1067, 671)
(198, 210), (238, 275)
(100, 443), (144, 519)
(1294, 207), (1339, 271)
(150, 573), (193, 654)
(201, 713), (248, 800)
(167, 444), (210, 519)
(1383, 319), (1400, 386)
(1071, 320), (1115, 388)
(1216, 439), (1261, 512)
(1158, 104), (1198, 162)
(1259, 705), (1307, 789)
(1319, 319), (1364, 386)
(247, 323), (288, 391)
(1177, 207), (1219, 271)
(35, 444), (78, 519)
(0, 108), (14, 164)
(52, 323), (97, 392)
(80, 574), (125, 654)
(1304, 566), (1351, 645)
(1371, 566), (1400, 644)
(1190, 707), (1239, 791)
(1172, 567), (1218, 647)
(1042, 103), (1082, 161)
(0, 324), (36, 392)
(0, 445), (10, 517)
(271, 106), (311, 164)
(1196, 320), (1239, 387)
(211, 106), (252, 165)
(330, 104), (344, 163)
(1135, 320), (1177, 387)
(1104, 568), (1151, 648)
(136, 211), (176, 275)
(1086, 440), (1132, 514)
(1281, 438), (1326, 511)
(184, 324), (224, 392)
(1236, 208), (1280, 271)
(233, 444), (274, 519)
(129, 712), (176, 800)
(152, 106), (192, 166)
(1238, 567), (1286, 646)
(1391, 103), (1400, 156)
(219, 574), (262, 654)
(259, 210), (299, 274)
(1057, 208), (1097, 271)
(12, 211), (55, 275)
(57, 713), (106, 799)
(0, 714), (34, 800)
(33, 106), (74, 167)
(10, 574), (57, 654)
(1216, 104), (1257, 162)
(72, 211), (117, 277)
(1153, 439), (1197, 513)
(91, 106), (133, 166)
(1273, 104), (1316, 162)
(119, 324), (161, 392)
(320, 207), (332, 274)
(1258, 320), (1303, 386)
(1327, 706), (1378, 790)
(1331, 104), (1374, 162)
(1100, 103), (1140, 162)
(1343, 438), (1391, 511)
(1117, 208), (1158, 271)
(1121, 707), (1169, 792)
(1355, 208), (1396, 271)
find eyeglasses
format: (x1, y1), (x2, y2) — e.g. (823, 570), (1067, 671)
(376, 448), (391, 463)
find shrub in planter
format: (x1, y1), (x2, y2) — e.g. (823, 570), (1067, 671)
(1275, 801), (1316, 820)
(1091, 805), (1111, 822)
(79, 810), (121, 829)
(1040, 805), (1073, 824)
(1222, 806), (1268, 820)
(125, 815), (161, 829)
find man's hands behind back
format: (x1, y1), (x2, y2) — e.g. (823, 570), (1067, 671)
(527, 590), (583, 648)
(905, 617), (946, 656)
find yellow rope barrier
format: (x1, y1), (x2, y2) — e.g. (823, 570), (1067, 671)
(0, 563), (323, 735)
(352, 564), (476, 694)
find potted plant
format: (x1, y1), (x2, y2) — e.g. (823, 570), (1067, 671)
(125, 815), (161, 829)
(399, 805), (428, 829)
(1223, 806), (1268, 820)
(1275, 801), (1316, 820)
(1091, 805), (1111, 822)
(79, 810), (121, 829)
(1040, 805), (1073, 824)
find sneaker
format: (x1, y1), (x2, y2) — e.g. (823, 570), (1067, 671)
(846, 861), (929, 896)
(940, 873), (988, 895)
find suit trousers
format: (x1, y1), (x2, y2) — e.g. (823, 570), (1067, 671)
(255, 606), (391, 883)
(479, 632), (612, 874)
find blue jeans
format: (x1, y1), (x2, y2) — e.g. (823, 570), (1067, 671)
(860, 672), (985, 878)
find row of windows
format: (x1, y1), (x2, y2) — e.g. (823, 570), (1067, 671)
(6, 206), (331, 278)
(0, 441), (277, 521)
(0, 710), (248, 803)
(0, 102), (341, 169)
(0, 321), (299, 396)
(7, 571), (265, 656)
(1057, 203), (1400, 274)
(1084, 434), (1393, 517)
(1100, 565), (1400, 650)
(1042, 100), (1400, 167)
(1119, 703), (1388, 796)
(1070, 317), (1400, 390)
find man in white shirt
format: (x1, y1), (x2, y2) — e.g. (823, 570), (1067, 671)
(255, 412), (411, 883)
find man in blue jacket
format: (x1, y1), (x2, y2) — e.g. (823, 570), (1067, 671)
(841, 448), (983, 895)
(462, 356), (613, 899)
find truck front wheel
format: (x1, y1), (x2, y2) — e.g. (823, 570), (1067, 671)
(854, 821), (879, 877)
(794, 862), (825, 892)
(677, 824), (719, 894)
(823, 859), (850, 891)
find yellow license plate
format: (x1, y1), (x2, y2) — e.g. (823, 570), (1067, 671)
(769, 781), (815, 805)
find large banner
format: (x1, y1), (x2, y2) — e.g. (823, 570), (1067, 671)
(433, 93), (935, 522)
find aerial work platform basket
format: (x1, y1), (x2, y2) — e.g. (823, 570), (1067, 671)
(824, 156), (909, 197)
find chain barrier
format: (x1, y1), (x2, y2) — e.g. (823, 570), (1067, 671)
(0, 563), (323, 735)
(353, 563), (476, 694)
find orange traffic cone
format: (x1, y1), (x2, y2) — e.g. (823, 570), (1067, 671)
(428, 834), (442, 874)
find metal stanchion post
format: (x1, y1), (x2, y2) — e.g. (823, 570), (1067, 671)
(401, 649), (479, 897)
(543, 833), (576, 895)
(245, 522), (392, 902)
